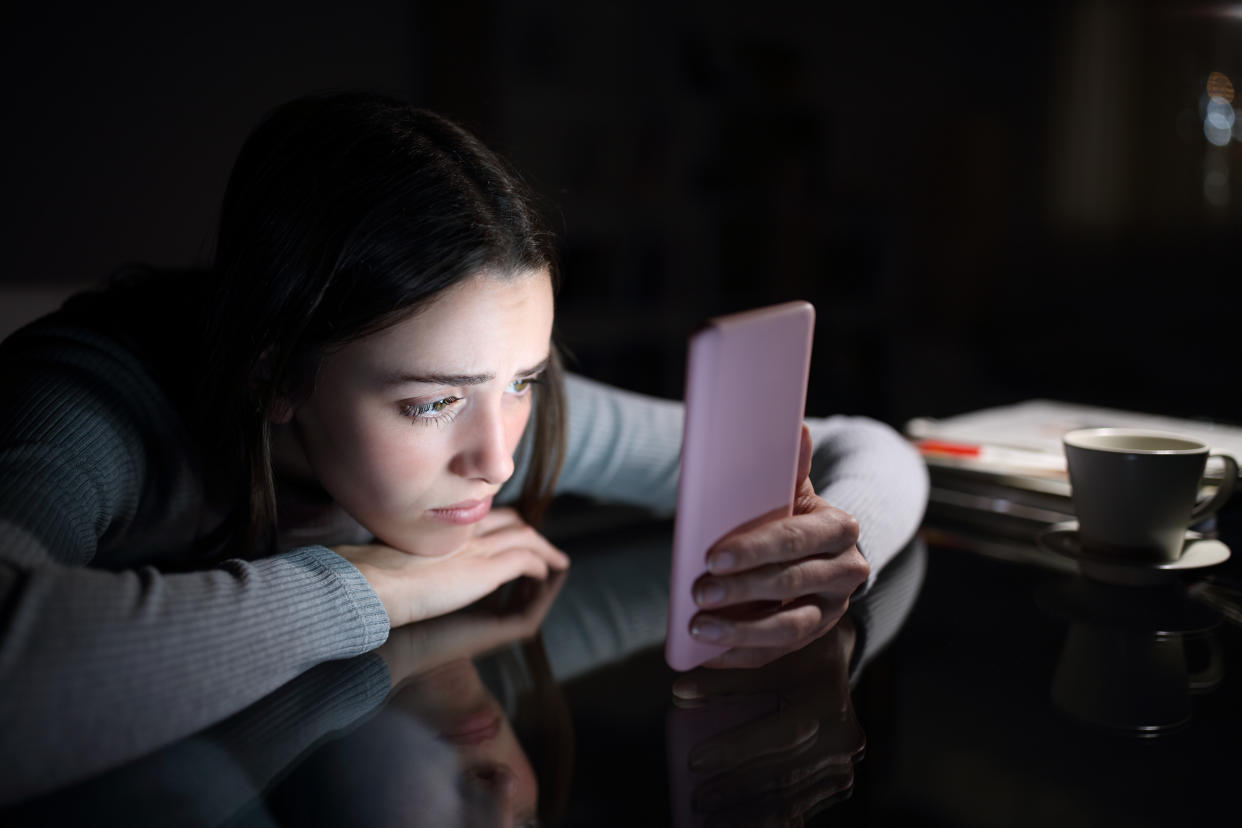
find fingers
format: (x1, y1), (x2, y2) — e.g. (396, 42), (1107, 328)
(471, 519), (570, 571)
(694, 743), (854, 806)
(688, 712), (820, 775)
(483, 545), (556, 585)
(694, 761), (856, 824)
(673, 667), (785, 701)
(472, 505), (523, 534)
(345, 514), (569, 626)
(692, 596), (839, 647)
(706, 507), (860, 576)
(694, 553), (866, 610)
(686, 595), (851, 671)
(401, 547), (551, 622)
(503, 567), (568, 613)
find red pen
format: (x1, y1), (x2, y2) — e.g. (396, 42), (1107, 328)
(915, 439), (1067, 471)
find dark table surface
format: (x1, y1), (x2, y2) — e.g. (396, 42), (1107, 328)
(8, 500), (1242, 827)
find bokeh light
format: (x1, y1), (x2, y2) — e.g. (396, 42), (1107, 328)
(1207, 71), (1235, 103)
(1203, 73), (1238, 146)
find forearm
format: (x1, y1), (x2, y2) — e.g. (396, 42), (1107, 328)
(8, 653), (392, 825)
(806, 415), (929, 588)
(548, 373), (928, 583)
(0, 546), (388, 806)
(551, 373), (683, 511)
(206, 652), (392, 797)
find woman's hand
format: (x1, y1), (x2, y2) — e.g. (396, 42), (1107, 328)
(689, 425), (870, 669)
(335, 507), (569, 628)
(376, 570), (567, 688)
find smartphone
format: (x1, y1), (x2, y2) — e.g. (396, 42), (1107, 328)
(665, 301), (815, 671)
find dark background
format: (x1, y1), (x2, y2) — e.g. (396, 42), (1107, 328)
(3, 0), (1240, 429)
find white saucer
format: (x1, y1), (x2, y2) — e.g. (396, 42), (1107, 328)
(1037, 522), (1231, 575)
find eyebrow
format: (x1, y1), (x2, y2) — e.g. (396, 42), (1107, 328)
(379, 356), (551, 388)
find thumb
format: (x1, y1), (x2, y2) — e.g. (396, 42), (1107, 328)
(793, 424), (823, 509)
(796, 423), (813, 483)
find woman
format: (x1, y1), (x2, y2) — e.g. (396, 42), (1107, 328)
(0, 92), (927, 805)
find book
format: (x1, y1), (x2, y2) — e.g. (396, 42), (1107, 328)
(907, 399), (1242, 489)
(905, 399), (1241, 541)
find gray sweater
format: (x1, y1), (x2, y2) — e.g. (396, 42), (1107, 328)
(0, 311), (928, 805)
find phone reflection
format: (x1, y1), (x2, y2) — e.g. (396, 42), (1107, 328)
(666, 619), (866, 827)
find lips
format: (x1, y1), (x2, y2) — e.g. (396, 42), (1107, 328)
(441, 711), (503, 746)
(427, 495), (493, 525)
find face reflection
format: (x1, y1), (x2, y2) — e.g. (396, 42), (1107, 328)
(401, 660), (539, 826)
(285, 270), (554, 556)
(451, 695), (540, 826)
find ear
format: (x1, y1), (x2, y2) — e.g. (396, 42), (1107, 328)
(268, 397), (294, 425)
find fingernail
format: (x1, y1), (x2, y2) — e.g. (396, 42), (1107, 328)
(691, 619), (726, 642)
(695, 581), (725, 607)
(672, 679), (702, 699)
(707, 551), (734, 574)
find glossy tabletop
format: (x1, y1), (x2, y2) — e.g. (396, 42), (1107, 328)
(7, 499), (1241, 827)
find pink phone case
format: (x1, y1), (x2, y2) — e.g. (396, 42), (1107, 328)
(665, 301), (815, 671)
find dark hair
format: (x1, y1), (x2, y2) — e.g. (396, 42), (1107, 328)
(199, 92), (565, 552)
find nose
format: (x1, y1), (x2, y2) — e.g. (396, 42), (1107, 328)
(461, 762), (518, 825)
(463, 761), (517, 799)
(449, 399), (515, 485)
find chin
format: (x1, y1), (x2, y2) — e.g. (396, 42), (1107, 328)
(379, 522), (473, 558)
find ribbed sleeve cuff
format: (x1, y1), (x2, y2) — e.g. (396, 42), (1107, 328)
(807, 416), (929, 593)
(279, 546), (390, 654)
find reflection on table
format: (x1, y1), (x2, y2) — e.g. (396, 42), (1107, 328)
(3, 510), (925, 827)
(29, 494), (1242, 826)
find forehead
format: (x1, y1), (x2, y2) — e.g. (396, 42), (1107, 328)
(346, 269), (554, 369)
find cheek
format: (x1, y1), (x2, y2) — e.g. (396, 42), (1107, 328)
(504, 398), (534, 452)
(359, 425), (447, 498)
(310, 405), (443, 501)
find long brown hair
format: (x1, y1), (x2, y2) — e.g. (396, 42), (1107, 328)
(198, 92), (565, 552)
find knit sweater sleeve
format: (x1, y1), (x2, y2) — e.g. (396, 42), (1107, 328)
(0, 322), (389, 805)
(548, 373), (928, 585)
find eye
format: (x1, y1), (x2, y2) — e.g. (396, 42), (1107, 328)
(401, 395), (462, 425)
(507, 375), (542, 396)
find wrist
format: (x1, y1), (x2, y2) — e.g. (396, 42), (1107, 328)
(334, 546), (402, 628)
(359, 563), (403, 628)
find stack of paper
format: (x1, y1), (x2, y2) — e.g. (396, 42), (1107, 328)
(905, 399), (1242, 547)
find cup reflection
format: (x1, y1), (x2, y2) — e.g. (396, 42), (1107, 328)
(1039, 576), (1223, 736)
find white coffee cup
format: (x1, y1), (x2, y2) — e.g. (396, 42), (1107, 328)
(1063, 428), (1238, 563)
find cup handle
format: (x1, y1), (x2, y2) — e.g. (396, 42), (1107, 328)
(1190, 453), (1238, 522)
(1186, 632), (1224, 693)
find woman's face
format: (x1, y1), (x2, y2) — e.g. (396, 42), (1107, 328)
(286, 269), (554, 556)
